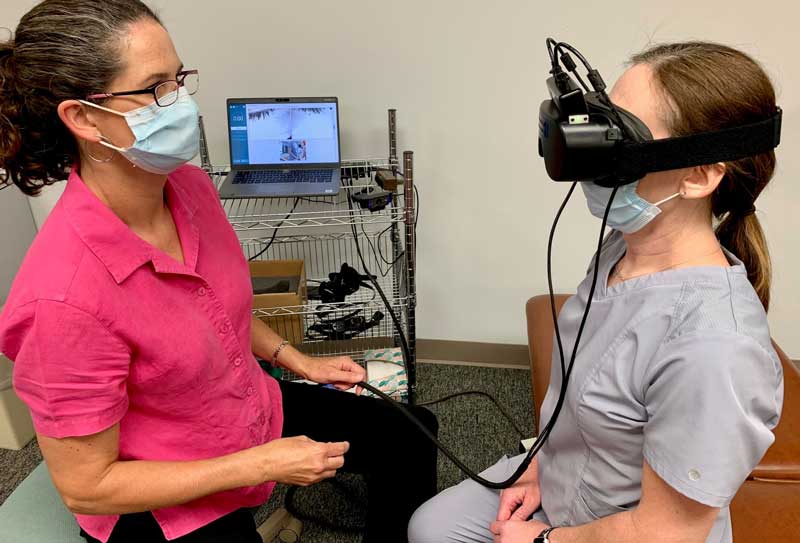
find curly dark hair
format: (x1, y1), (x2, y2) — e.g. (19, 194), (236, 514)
(0, 0), (161, 196)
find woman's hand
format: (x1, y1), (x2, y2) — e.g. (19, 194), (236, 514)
(489, 520), (550, 543)
(496, 459), (541, 522)
(250, 320), (365, 392)
(244, 436), (349, 487)
(298, 355), (366, 392)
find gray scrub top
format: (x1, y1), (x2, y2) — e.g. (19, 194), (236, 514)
(535, 230), (784, 542)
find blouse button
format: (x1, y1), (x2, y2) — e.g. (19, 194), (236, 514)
(258, 414), (266, 426)
(197, 287), (206, 297)
(219, 324), (229, 334)
(246, 386), (255, 396)
(234, 357), (243, 367)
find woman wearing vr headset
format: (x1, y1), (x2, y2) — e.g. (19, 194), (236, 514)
(0, 2), (438, 542)
(409, 43), (783, 543)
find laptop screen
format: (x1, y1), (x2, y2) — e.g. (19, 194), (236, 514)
(228, 99), (340, 167)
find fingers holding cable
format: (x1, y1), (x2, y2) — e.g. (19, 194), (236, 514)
(251, 436), (350, 487)
(304, 355), (367, 391)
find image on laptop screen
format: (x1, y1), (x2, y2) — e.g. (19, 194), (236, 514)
(228, 101), (340, 167)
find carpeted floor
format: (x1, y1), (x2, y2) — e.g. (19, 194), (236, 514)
(0, 362), (535, 542)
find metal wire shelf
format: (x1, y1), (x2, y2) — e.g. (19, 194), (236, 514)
(211, 158), (405, 230)
(257, 291), (410, 382)
(216, 110), (417, 401)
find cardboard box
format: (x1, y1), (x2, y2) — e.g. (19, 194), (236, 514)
(249, 260), (307, 345)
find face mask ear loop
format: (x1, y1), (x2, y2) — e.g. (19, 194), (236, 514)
(78, 99), (128, 117)
(79, 100), (129, 159)
(96, 134), (127, 153)
(653, 191), (681, 207)
(84, 139), (115, 164)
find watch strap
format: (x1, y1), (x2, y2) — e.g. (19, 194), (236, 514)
(533, 527), (556, 543)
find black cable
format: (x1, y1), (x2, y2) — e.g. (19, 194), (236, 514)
(373, 182), (418, 272)
(345, 180), (413, 393)
(553, 45), (591, 93)
(417, 390), (527, 439)
(354, 182), (618, 489)
(374, 228), (404, 278)
(359, 219), (389, 277)
(376, 225), (399, 266)
(517, 184), (618, 482)
(546, 37), (558, 65)
(553, 39), (635, 144)
(547, 183), (576, 377)
(553, 42), (594, 74)
(298, 196), (338, 205)
(571, 69), (591, 93)
(248, 198), (299, 261)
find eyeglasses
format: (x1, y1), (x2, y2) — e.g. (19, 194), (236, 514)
(86, 70), (199, 107)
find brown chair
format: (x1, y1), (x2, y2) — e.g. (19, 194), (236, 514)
(525, 294), (800, 540)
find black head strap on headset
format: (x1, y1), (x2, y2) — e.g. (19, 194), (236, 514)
(614, 113), (782, 186)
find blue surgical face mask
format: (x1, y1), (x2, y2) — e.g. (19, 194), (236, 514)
(80, 88), (200, 175)
(581, 180), (680, 234)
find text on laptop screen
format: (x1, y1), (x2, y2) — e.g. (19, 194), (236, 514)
(228, 101), (339, 166)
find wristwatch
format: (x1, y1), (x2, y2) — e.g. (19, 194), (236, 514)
(534, 527), (556, 543)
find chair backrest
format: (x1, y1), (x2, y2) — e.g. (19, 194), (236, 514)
(755, 342), (800, 480)
(526, 294), (569, 433)
(525, 293), (799, 480)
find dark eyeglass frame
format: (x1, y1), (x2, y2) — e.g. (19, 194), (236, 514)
(86, 69), (199, 107)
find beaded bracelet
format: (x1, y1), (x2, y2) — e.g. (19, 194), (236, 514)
(271, 340), (290, 365)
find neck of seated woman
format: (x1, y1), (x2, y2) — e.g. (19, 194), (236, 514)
(609, 212), (729, 287)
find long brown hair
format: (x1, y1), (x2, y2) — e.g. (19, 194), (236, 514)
(0, 0), (161, 196)
(631, 42), (777, 311)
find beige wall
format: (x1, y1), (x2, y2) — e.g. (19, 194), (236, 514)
(2, 0), (798, 356)
(0, 185), (37, 306)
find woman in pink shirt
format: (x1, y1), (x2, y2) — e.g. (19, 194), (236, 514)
(0, 1), (438, 542)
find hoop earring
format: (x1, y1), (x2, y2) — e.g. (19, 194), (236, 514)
(85, 140), (115, 164)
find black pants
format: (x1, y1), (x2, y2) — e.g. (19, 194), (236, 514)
(81, 381), (438, 543)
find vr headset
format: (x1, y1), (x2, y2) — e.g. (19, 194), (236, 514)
(538, 39), (783, 188)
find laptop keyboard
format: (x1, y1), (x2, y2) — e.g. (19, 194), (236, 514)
(233, 169), (333, 184)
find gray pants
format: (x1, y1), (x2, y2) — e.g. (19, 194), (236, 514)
(408, 453), (548, 543)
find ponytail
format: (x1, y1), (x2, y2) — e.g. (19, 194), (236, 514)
(715, 211), (772, 311)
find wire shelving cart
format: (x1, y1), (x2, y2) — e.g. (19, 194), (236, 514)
(209, 110), (418, 403)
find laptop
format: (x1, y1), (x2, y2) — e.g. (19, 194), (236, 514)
(219, 97), (342, 199)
